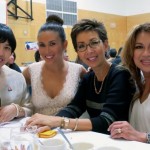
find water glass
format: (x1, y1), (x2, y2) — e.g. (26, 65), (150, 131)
(10, 126), (38, 150)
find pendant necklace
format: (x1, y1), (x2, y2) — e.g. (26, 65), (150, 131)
(94, 63), (111, 94)
(94, 75), (105, 94)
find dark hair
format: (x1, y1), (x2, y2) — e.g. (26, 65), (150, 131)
(12, 52), (16, 61)
(0, 23), (16, 53)
(46, 14), (64, 26)
(71, 19), (108, 51)
(34, 50), (41, 62)
(117, 47), (123, 56)
(109, 48), (117, 57)
(38, 15), (66, 42)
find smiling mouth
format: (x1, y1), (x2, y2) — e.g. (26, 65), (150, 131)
(141, 60), (150, 65)
(87, 56), (97, 61)
(45, 55), (54, 59)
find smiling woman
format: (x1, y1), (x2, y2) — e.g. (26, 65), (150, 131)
(108, 22), (150, 144)
(22, 14), (87, 116)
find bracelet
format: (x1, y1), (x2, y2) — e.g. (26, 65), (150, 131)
(146, 133), (150, 143)
(60, 117), (70, 129)
(60, 117), (65, 128)
(11, 103), (24, 117)
(11, 103), (19, 117)
(73, 118), (78, 131)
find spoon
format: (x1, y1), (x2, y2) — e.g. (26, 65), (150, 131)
(57, 128), (74, 150)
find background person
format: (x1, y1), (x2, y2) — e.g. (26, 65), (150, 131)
(0, 23), (32, 123)
(6, 52), (22, 73)
(107, 48), (117, 63)
(25, 19), (135, 134)
(108, 22), (150, 143)
(112, 47), (123, 65)
(34, 50), (43, 62)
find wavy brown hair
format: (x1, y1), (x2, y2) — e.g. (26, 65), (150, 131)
(121, 22), (150, 100)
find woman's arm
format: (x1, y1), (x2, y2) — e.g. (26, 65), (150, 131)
(17, 74), (33, 117)
(22, 67), (31, 86)
(108, 121), (147, 143)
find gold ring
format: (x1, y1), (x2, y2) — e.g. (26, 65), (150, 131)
(117, 128), (122, 134)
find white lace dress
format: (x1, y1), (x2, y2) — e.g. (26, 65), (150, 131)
(28, 61), (83, 115)
(130, 94), (150, 132)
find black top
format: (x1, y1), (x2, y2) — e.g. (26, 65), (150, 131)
(57, 64), (135, 134)
(112, 56), (121, 65)
(9, 63), (22, 73)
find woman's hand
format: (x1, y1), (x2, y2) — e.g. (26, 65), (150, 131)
(108, 121), (147, 143)
(0, 104), (17, 122)
(25, 113), (62, 131)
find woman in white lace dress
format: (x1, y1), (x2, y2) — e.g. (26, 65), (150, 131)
(23, 15), (86, 115)
(108, 23), (150, 143)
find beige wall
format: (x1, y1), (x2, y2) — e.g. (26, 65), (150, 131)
(127, 13), (150, 32)
(7, 1), (46, 66)
(7, 1), (150, 65)
(78, 9), (127, 51)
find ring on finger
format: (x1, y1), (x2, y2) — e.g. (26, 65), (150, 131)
(116, 128), (122, 134)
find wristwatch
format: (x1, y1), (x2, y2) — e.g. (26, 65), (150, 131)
(60, 117), (70, 129)
(147, 133), (150, 143)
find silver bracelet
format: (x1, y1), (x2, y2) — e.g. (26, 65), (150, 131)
(11, 103), (19, 117)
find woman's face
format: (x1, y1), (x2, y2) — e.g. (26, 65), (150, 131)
(37, 31), (67, 64)
(134, 31), (150, 75)
(76, 31), (108, 69)
(0, 41), (12, 68)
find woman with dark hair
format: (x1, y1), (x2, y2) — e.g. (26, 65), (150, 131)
(23, 15), (86, 115)
(0, 23), (32, 122)
(26, 19), (135, 134)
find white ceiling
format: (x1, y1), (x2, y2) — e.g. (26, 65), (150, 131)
(76, 0), (150, 16)
(24, 0), (150, 16)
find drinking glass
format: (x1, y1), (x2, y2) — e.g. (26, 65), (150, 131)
(10, 126), (38, 150)
(0, 127), (12, 150)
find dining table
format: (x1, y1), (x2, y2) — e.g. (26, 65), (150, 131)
(0, 117), (150, 150)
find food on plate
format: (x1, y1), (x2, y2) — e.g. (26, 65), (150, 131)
(38, 130), (57, 138)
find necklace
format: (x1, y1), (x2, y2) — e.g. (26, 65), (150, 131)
(94, 63), (111, 94)
(94, 75), (104, 94)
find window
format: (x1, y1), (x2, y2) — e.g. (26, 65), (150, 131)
(46, 0), (77, 26)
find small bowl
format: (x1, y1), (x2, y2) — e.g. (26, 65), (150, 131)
(39, 138), (67, 150)
(72, 142), (94, 150)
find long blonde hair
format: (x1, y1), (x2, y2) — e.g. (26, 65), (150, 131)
(121, 23), (150, 100)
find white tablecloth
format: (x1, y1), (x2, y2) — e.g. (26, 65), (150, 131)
(0, 118), (150, 150)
